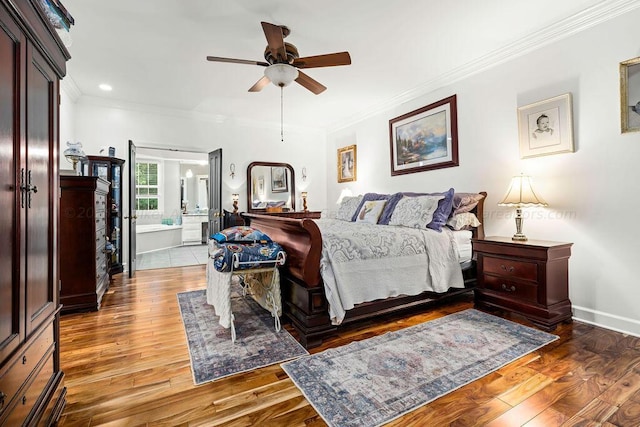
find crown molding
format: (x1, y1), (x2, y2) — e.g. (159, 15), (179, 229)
(60, 75), (82, 101)
(328, 0), (640, 133)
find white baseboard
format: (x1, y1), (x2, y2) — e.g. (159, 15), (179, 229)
(572, 305), (640, 338)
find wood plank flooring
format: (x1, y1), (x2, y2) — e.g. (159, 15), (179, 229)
(58, 266), (640, 426)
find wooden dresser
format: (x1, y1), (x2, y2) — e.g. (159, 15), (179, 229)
(0, 0), (71, 424)
(60, 176), (111, 313)
(472, 236), (573, 331)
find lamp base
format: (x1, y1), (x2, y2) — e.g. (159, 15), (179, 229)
(511, 233), (528, 241)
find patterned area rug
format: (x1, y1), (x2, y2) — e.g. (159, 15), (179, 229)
(282, 309), (558, 427)
(177, 288), (308, 385)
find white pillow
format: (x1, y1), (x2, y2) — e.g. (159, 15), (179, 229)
(389, 195), (444, 228)
(336, 195), (363, 221)
(355, 200), (387, 224)
(447, 212), (481, 230)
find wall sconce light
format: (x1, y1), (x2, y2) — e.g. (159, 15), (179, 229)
(232, 193), (239, 213)
(498, 173), (547, 241)
(229, 163), (236, 179)
(301, 166), (307, 181)
(301, 192), (308, 212)
(185, 169), (193, 178)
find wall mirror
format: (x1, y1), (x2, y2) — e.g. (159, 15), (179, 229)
(246, 161), (296, 213)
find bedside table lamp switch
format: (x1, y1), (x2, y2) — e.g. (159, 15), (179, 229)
(498, 174), (547, 241)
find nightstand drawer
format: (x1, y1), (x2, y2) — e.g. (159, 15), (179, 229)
(483, 275), (538, 302)
(483, 256), (537, 282)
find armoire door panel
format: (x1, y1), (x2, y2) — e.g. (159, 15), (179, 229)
(25, 45), (56, 336)
(0, 3), (23, 363)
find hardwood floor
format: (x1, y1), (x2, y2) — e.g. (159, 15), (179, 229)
(58, 266), (640, 426)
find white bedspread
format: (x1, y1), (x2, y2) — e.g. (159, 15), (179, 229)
(314, 219), (464, 325)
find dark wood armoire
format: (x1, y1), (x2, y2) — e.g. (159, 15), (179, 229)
(0, 0), (70, 424)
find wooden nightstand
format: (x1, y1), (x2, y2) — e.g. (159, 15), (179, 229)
(472, 236), (573, 331)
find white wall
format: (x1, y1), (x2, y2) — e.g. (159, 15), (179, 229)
(327, 9), (640, 336)
(59, 99), (327, 270)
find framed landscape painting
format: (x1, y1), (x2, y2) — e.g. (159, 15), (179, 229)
(389, 95), (459, 176)
(517, 93), (574, 159)
(271, 167), (288, 192)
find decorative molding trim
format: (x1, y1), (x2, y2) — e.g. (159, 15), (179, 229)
(573, 305), (640, 338)
(60, 75), (81, 102)
(328, 0), (640, 132)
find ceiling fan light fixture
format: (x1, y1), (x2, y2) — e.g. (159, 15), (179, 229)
(264, 64), (298, 87)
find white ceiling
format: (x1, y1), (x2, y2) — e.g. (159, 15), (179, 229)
(62, 0), (617, 131)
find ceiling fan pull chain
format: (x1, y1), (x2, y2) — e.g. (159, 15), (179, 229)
(281, 85), (284, 143)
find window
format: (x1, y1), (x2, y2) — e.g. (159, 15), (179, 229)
(136, 161), (160, 211)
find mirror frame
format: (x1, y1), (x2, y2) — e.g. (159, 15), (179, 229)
(246, 161), (296, 213)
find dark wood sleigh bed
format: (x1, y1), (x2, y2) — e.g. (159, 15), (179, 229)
(244, 192), (487, 348)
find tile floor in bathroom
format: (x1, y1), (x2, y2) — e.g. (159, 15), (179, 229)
(136, 244), (209, 270)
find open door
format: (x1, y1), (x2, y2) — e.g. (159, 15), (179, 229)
(128, 140), (137, 278)
(208, 149), (222, 236)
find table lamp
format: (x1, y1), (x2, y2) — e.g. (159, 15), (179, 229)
(498, 174), (547, 241)
(63, 141), (86, 174)
(301, 192), (308, 212)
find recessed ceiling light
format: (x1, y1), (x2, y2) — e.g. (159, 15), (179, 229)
(99, 83), (112, 91)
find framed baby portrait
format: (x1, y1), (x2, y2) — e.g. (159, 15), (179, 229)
(517, 93), (574, 159)
(620, 56), (640, 133)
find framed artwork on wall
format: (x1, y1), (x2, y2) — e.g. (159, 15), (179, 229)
(389, 95), (459, 176)
(517, 93), (574, 159)
(271, 167), (288, 192)
(620, 56), (640, 133)
(257, 176), (265, 195)
(337, 145), (357, 183)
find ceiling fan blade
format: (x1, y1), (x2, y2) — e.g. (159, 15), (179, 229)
(295, 71), (327, 95)
(261, 21), (286, 62)
(206, 56), (269, 67)
(293, 52), (352, 69)
(248, 75), (271, 92)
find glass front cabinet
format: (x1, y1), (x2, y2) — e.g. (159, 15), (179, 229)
(82, 155), (126, 276)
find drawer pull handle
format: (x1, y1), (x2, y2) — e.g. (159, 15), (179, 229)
(501, 284), (516, 292)
(22, 355), (27, 364)
(500, 264), (515, 273)
(0, 391), (6, 408)
(22, 396), (27, 405)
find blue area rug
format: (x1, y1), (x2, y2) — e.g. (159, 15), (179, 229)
(177, 288), (308, 385)
(281, 309), (558, 427)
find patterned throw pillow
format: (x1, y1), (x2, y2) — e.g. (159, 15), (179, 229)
(336, 195), (363, 221)
(355, 200), (387, 224)
(389, 195), (444, 229)
(379, 188), (455, 232)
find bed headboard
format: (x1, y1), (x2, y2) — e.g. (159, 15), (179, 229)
(470, 191), (487, 240)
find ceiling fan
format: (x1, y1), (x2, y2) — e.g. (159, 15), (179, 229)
(206, 21), (351, 95)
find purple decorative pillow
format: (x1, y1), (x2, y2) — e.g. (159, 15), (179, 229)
(380, 188), (455, 232)
(452, 192), (485, 215)
(351, 193), (392, 222)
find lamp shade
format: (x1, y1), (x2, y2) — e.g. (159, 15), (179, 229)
(264, 64), (299, 87)
(498, 174), (547, 207)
